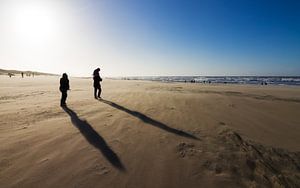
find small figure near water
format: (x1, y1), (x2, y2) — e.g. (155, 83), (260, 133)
(59, 73), (70, 106)
(93, 68), (102, 99)
(261, 81), (268, 85)
(21, 72), (24, 78)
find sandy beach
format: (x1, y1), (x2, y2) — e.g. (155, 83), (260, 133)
(0, 76), (300, 188)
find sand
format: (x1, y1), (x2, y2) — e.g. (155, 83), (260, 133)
(0, 76), (300, 188)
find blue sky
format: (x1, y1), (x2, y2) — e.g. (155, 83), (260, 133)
(1, 0), (299, 76)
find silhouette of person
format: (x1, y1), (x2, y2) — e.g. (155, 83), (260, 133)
(93, 68), (102, 99)
(59, 73), (70, 106)
(21, 72), (24, 78)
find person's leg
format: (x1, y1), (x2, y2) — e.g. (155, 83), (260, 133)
(61, 91), (66, 106)
(60, 92), (64, 106)
(94, 87), (97, 99)
(98, 87), (101, 98)
(64, 92), (68, 104)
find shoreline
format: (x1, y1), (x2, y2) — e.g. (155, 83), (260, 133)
(2, 73), (300, 87)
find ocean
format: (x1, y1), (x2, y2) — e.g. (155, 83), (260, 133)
(114, 76), (300, 86)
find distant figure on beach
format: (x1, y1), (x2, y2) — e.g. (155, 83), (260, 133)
(261, 81), (268, 85)
(59, 73), (70, 106)
(21, 72), (24, 78)
(93, 68), (102, 99)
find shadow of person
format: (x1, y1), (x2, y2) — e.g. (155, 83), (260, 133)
(62, 105), (125, 171)
(100, 99), (199, 140)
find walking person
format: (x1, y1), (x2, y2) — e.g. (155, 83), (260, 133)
(93, 68), (102, 99)
(60, 73), (70, 106)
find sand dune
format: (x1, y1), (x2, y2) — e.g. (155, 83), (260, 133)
(0, 69), (57, 76)
(0, 76), (300, 187)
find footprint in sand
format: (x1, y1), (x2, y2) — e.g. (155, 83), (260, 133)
(176, 142), (202, 158)
(38, 158), (50, 164)
(219, 122), (226, 126)
(91, 164), (110, 175)
(202, 160), (223, 174)
(228, 104), (236, 108)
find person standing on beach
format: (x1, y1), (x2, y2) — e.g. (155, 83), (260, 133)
(59, 73), (70, 106)
(93, 68), (102, 99)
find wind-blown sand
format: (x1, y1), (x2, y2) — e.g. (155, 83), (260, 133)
(0, 76), (300, 187)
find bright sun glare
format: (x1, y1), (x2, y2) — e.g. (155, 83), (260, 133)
(12, 3), (58, 45)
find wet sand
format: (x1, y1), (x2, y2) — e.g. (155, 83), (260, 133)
(0, 76), (300, 187)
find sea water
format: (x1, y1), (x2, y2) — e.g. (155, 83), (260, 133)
(114, 76), (300, 86)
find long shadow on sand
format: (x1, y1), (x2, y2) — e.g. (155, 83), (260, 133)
(62, 106), (125, 171)
(100, 99), (199, 140)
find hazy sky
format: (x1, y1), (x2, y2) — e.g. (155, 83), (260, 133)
(0, 0), (299, 77)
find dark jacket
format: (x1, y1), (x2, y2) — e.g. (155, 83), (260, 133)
(60, 77), (69, 92)
(93, 75), (102, 88)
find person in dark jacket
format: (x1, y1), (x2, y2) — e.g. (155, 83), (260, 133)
(60, 73), (70, 106)
(93, 68), (102, 99)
